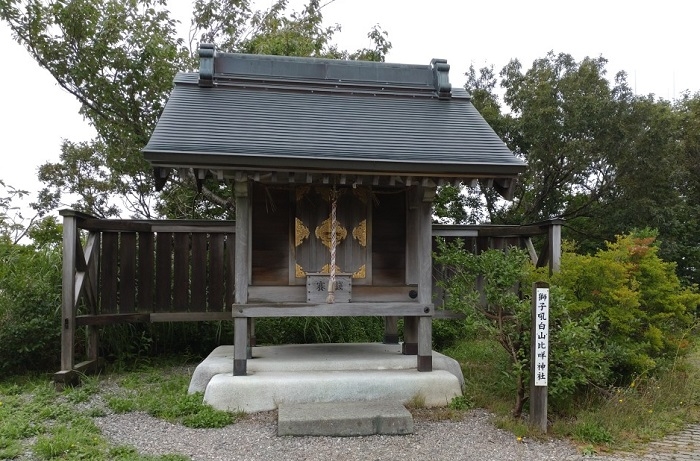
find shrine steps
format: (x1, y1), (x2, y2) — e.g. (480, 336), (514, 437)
(277, 401), (414, 436)
(189, 343), (464, 414)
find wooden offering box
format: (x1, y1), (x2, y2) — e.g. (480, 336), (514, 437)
(306, 273), (352, 303)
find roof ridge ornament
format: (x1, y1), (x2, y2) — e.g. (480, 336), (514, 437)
(430, 58), (452, 99)
(199, 43), (216, 88)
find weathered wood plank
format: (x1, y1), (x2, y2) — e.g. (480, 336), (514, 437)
(155, 232), (173, 311)
(384, 316), (399, 344)
(245, 285), (421, 303)
(100, 232), (119, 314)
(251, 183), (289, 285)
(234, 180), (250, 304)
(402, 316), (417, 355)
(417, 316), (433, 372)
(137, 232), (154, 310)
(372, 188), (406, 285)
(418, 187), (434, 305)
(234, 317), (248, 376)
(549, 222), (562, 273)
(150, 225), (236, 233)
(173, 233), (190, 311)
(76, 313), (150, 326)
(79, 219), (235, 233)
(248, 286), (306, 303)
(225, 233), (235, 312)
(190, 233), (207, 310)
(119, 232), (137, 313)
(232, 302), (433, 318)
(150, 312), (232, 322)
(61, 214), (78, 371)
(209, 233), (225, 310)
(84, 232), (100, 311)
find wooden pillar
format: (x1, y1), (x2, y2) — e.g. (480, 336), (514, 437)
(417, 185), (435, 372)
(384, 316), (399, 344)
(233, 179), (250, 375)
(402, 186), (419, 355)
(548, 220), (562, 274)
(402, 317), (417, 354)
(60, 212), (78, 372)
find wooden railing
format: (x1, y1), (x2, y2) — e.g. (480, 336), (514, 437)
(55, 209), (562, 384)
(56, 210), (236, 385)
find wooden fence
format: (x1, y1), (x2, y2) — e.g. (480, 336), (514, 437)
(55, 208), (562, 384)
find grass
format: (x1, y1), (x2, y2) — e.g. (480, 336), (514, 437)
(2, 342), (699, 459)
(0, 358), (245, 460)
(442, 336), (700, 454)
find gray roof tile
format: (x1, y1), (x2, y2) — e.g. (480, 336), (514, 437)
(143, 51), (525, 179)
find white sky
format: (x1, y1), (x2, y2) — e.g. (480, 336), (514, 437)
(1, 0), (698, 212)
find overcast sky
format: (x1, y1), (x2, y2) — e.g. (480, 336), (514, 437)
(1, 0), (699, 211)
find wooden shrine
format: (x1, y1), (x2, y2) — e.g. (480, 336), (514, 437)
(55, 46), (533, 385)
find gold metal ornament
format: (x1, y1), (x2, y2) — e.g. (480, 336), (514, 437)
(352, 220), (367, 247)
(352, 265), (366, 279)
(315, 217), (347, 249)
(295, 218), (310, 247)
(320, 264), (343, 274)
(295, 263), (306, 278)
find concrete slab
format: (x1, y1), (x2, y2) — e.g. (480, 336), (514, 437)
(278, 401), (413, 436)
(188, 343), (464, 394)
(202, 368), (461, 413)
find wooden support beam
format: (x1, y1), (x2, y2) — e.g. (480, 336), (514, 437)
(549, 222), (562, 273)
(417, 185), (435, 369)
(402, 316), (417, 355)
(232, 303), (432, 318)
(234, 317), (248, 376)
(233, 178), (250, 376)
(234, 179), (250, 306)
(525, 237), (538, 265)
(417, 316), (433, 371)
(61, 213), (78, 372)
(384, 316), (399, 344)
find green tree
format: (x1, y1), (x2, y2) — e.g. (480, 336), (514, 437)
(0, 179), (28, 243)
(0, 0), (391, 219)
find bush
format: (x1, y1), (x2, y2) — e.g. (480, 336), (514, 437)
(435, 230), (700, 418)
(552, 230), (700, 380)
(0, 242), (62, 373)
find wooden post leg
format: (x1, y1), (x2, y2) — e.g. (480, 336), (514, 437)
(234, 318), (248, 376)
(417, 316), (432, 372)
(384, 316), (399, 344)
(402, 316), (418, 355)
(247, 318), (255, 358)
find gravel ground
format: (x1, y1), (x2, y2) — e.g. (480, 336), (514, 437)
(94, 409), (638, 461)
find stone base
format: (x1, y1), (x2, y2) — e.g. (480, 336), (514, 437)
(190, 343), (464, 413)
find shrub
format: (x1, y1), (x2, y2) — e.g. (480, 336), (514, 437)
(436, 230), (700, 418)
(435, 239), (609, 417)
(552, 230), (700, 380)
(0, 242), (62, 373)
